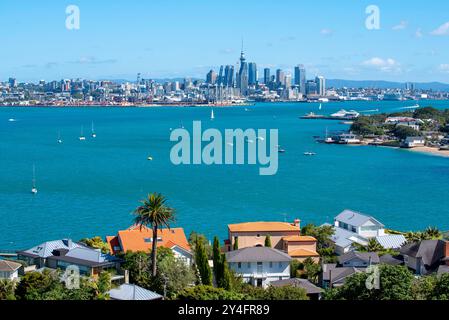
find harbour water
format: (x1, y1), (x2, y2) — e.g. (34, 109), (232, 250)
(1, 100), (449, 249)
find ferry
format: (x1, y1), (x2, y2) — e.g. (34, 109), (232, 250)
(335, 133), (362, 144)
(330, 109), (360, 119)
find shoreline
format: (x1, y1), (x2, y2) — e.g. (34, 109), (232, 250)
(405, 146), (449, 158)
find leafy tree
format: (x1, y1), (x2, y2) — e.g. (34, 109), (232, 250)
(194, 237), (212, 286)
(301, 258), (321, 283)
(366, 238), (385, 252)
(411, 275), (437, 300)
(120, 251), (152, 287)
(301, 223), (336, 262)
(0, 279), (16, 300)
(393, 125), (420, 140)
(239, 285), (309, 300)
(431, 273), (449, 300)
(423, 226), (442, 240)
(215, 254), (232, 290)
(15, 270), (62, 300)
(264, 235), (272, 248)
(133, 193), (175, 277)
(79, 236), (110, 254)
(324, 265), (414, 300)
(177, 285), (247, 300)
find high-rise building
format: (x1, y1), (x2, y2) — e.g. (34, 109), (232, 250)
(315, 76), (326, 96)
(238, 49), (249, 95)
(8, 77), (17, 88)
(218, 66), (224, 86)
(263, 68), (270, 84)
(276, 69), (285, 86)
(284, 74), (292, 88)
(306, 80), (317, 95)
(206, 70), (217, 84)
(248, 62), (257, 86)
(294, 65), (306, 94)
(224, 65), (234, 87)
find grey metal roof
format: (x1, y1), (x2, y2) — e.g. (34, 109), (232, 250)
(379, 254), (403, 266)
(47, 247), (119, 267)
(328, 224), (368, 249)
(270, 278), (323, 294)
(0, 260), (21, 272)
(335, 209), (384, 228)
(226, 247), (292, 263)
(19, 239), (84, 258)
(375, 235), (407, 249)
(400, 240), (445, 268)
(338, 251), (380, 265)
(108, 284), (163, 300)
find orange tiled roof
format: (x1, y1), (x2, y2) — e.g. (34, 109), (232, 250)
(283, 236), (317, 242)
(288, 248), (320, 257)
(107, 226), (191, 254)
(228, 222), (300, 233)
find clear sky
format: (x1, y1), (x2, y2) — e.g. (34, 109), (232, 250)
(1, 0), (449, 83)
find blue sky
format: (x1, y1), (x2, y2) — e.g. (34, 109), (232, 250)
(1, 0), (449, 82)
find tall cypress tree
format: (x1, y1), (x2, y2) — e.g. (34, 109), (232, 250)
(212, 236), (221, 283)
(233, 237), (239, 250)
(195, 237), (212, 286)
(265, 235), (272, 248)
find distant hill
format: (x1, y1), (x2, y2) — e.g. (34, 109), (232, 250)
(327, 79), (449, 91)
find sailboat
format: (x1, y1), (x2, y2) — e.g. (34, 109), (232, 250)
(57, 131), (63, 144)
(31, 165), (38, 195)
(91, 121), (96, 138)
(319, 103), (322, 111)
(79, 126), (86, 141)
(211, 109), (215, 120)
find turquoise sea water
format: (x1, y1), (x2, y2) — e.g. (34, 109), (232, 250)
(1, 100), (449, 249)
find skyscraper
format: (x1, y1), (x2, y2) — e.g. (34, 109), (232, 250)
(206, 70), (217, 84)
(224, 65), (234, 87)
(263, 68), (270, 84)
(294, 65), (306, 94)
(276, 69), (285, 86)
(248, 62), (257, 86)
(238, 49), (248, 95)
(218, 65), (224, 86)
(306, 80), (317, 95)
(315, 76), (326, 96)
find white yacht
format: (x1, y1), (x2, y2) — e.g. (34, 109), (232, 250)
(79, 126), (86, 141)
(91, 121), (97, 138)
(31, 165), (38, 195)
(331, 109), (360, 119)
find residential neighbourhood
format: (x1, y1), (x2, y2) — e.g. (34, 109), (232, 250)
(1, 205), (449, 301)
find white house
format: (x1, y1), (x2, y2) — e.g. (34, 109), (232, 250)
(0, 260), (22, 281)
(402, 136), (425, 148)
(226, 247), (291, 288)
(328, 209), (387, 255)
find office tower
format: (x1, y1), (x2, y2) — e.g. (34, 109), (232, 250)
(276, 69), (285, 86)
(405, 82), (415, 91)
(224, 65), (234, 87)
(218, 66), (224, 86)
(264, 68), (270, 84)
(284, 74), (292, 88)
(306, 80), (317, 95)
(206, 70), (217, 84)
(8, 77), (17, 88)
(315, 76), (326, 96)
(294, 65), (306, 94)
(248, 62), (257, 86)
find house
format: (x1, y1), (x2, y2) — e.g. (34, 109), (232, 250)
(106, 225), (192, 265)
(17, 239), (86, 268)
(374, 235), (406, 250)
(328, 209), (387, 255)
(17, 239), (121, 277)
(108, 284), (163, 301)
(226, 247), (292, 288)
(400, 240), (446, 275)
(282, 236), (320, 263)
(402, 136), (425, 148)
(226, 220), (301, 251)
(270, 278), (323, 300)
(320, 263), (363, 288)
(46, 247), (121, 277)
(337, 252), (379, 268)
(0, 260), (22, 281)
(379, 254), (404, 266)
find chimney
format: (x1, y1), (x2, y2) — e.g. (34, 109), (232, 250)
(293, 219), (301, 229)
(124, 269), (130, 284)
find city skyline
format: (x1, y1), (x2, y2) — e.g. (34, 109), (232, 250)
(1, 0), (449, 82)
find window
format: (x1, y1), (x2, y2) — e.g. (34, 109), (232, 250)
(247, 262), (251, 268)
(351, 226), (357, 233)
(144, 238), (152, 243)
(269, 262), (273, 268)
(238, 262), (241, 269)
(257, 234), (261, 238)
(278, 262), (282, 268)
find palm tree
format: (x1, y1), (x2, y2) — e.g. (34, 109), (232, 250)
(366, 238), (384, 252)
(134, 193), (175, 277)
(424, 226), (441, 240)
